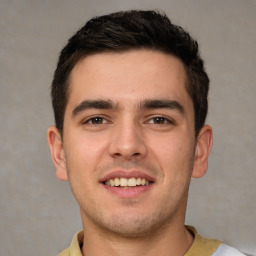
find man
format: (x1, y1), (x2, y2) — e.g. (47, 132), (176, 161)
(47, 10), (245, 256)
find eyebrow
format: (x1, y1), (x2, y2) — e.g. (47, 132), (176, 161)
(72, 98), (185, 117)
(140, 99), (184, 114)
(72, 100), (116, 117)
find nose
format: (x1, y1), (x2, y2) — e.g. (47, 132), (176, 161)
(108, 119), (147, 160)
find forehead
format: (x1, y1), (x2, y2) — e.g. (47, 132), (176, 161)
(68, 50), (190, 108)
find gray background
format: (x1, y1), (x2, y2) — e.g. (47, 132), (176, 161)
(1, 0), (255, 255)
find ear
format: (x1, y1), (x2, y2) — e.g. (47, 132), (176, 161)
(192, 125), (213, 178)
(47, 126), (68, 181)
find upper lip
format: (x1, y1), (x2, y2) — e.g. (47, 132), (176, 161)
(99, 170), (155, 183)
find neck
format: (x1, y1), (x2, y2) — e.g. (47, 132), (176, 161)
(81, 214), (193, 256)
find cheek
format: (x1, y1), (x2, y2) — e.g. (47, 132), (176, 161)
(64, 132), (108, 174)
(149, 132), (195, 177)
(63, 134), (108, 205)
(151, 133), (193, 160)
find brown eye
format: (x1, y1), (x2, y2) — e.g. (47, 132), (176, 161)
(148, 117), (170, 124)
(83, 117), (107, 125)
(146, 116), (174, 126)
(153, 117), (166, 124)
(89, 117), (105, 124)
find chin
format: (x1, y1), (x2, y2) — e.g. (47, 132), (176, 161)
(96, 209), (174, 238)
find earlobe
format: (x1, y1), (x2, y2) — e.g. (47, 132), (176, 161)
(47, 126), (68, 181)
(192, 125), (213, 178)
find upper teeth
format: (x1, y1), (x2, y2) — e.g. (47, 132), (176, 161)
(104, 177), (150, 187)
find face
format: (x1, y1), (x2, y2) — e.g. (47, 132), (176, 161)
(48, 50), (212, 237)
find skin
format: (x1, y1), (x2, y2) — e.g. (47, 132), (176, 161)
(48, 50), (212, 256)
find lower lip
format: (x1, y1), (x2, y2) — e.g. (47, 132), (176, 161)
(102, 183), (153, 198)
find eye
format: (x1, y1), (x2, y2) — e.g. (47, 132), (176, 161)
(83, 117), (108, 125)
(147, 117), (172, 124)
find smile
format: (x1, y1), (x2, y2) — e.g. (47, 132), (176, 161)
(104, 177), (151, 187)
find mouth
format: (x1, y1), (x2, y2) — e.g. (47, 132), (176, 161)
(100, 171), (155, 197)
(104, 177), (152, 188)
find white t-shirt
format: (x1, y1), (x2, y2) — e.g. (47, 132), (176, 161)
(213, 244), (246, 256)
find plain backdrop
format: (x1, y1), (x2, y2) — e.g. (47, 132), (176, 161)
(1, 0), (255, 255)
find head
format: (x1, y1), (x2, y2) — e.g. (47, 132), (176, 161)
(51, 10), (209, 137)
(48, 10), (212, 239)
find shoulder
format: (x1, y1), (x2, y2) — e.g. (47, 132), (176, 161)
(58, 247), (69, 256)
(57, 231), (84, 256)
(213, 244), (246, 256)
(185, 225), (222, 256)
(185, 226), (245, 256)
